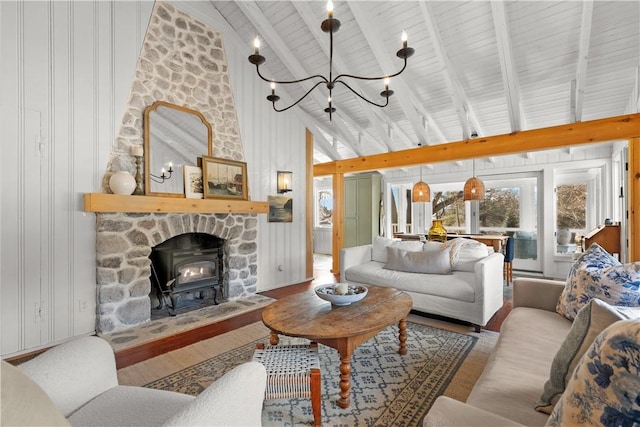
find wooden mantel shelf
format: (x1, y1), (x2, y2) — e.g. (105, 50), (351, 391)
(83, 193), (269, 214)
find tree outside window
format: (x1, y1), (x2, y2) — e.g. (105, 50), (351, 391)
(479, 187), (520, 229)
(432, 191), (465, 231)
(556, 184), (586, 229)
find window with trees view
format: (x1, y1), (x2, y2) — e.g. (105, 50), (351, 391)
(554, 166), (601, 255)
(556, 184), (587, 229)
(432, 191), (465, 232)
(479, 187), (520, 229)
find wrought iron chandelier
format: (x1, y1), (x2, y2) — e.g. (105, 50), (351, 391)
(248, 0), (415, 121)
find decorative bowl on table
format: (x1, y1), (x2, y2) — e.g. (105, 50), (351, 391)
(314, 283), (368, 306)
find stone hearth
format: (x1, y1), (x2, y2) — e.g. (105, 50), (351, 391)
(96, 212), (257, 334)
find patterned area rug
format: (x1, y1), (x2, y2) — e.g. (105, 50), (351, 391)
(145, 321), (477, 426)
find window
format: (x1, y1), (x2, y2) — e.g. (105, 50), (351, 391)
(432, 190), (465, 233)
(556, 184), (586, 229)
(390, 184), (414, 234)
(316, 189), (333, 227)
(554, 167), (602, 254)
(478, 175), (540, 270)
(479, 187), (521, 229)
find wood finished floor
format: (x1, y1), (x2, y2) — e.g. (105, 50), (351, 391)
(114, 268), (512, 369)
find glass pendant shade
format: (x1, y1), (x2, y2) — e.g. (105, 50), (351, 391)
(412, 181), (430, 202)
(463, 177), (485, 201)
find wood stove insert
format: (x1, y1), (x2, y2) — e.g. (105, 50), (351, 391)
(150, 233), (224, 316)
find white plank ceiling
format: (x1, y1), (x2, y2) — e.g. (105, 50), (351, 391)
(208, 1), (640, 164)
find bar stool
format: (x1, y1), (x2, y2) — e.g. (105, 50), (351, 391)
(252, 342), (321, 426)
(504, 236), (515, 285)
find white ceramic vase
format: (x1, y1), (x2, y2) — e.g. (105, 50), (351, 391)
(109, 171), (136, 195)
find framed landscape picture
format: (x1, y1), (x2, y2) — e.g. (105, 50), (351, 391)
(183, 165), (203, 199)
(268, 195), (293, 223)
(201, 156), (248, 200)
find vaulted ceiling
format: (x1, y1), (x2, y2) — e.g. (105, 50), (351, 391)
(209, 1), (640, 164)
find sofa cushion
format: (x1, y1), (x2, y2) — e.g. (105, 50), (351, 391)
(556, 243), (627, 320)
(372, 237), (423, 263)
(443, 238), (489, 269)
(344, 261), (476, 302)
(68, 386), (193, 426)
(466, 307), (572, 426)
(536, 299), (640, 414)
(423, 241), (443, 253)
(372, 236), (396, 263)
(453, 242), (490, 272)
(392, 240), (425, 252)
(0, 361), (70, 427)
(384, 246), (451, 275)
(545, 319), (640, 427)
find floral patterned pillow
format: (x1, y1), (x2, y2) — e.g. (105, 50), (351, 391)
(536, 299), (640, 415)
(545, 319), (640, 426)
(556, 243), (627, 320)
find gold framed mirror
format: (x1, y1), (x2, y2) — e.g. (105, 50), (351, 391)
(143, 101), (213, 197)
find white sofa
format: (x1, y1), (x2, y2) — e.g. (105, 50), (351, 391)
(340, 238), (504, 331)
(2, 336), (266, 426)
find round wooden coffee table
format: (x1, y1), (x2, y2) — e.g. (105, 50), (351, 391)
(261, 285), (413, 409)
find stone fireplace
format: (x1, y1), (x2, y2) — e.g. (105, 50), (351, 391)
(96, 212), (257, 334)
(92, 2), (262, 336)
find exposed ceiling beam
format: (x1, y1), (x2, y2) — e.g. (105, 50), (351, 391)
(418, 1), (480, 140)
(413, 99), (447, 143)
(295, 110), (341, 160)
(314, 114), (640, 175)
(387, 119), (414, 148)
(491, 1), (525, 133)
(236, 1), (365, 157)
(292, 1), (393, 153)
(573, 0), (594, 122)
(348, 1), (431, 145)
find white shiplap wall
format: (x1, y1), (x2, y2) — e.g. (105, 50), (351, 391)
(1, 1), (152, 356)
(1, 0), (308, 357)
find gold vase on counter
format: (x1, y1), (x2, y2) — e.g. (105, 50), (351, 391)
(428, 220), (447, 242)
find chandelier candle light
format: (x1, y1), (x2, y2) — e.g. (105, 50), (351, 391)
(248, 0), (415, 120)
(150, 162), (174, 184)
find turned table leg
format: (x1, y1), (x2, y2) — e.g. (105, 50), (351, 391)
(269, 331), (279, 345)
(337, 351), (352, 408)
(398, 317), (407, 355)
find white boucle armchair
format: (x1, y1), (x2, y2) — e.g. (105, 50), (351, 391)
(17, 336), (266, 426)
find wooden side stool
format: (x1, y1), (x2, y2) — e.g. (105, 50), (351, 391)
(252, 342), (321, 426)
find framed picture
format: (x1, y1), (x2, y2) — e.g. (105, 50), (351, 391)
(268, 195), (293, 223)
(183, 165), (204, 199)
(201, 156), (248, 200)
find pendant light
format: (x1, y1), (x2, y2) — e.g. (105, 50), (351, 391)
(412, 165), (430, 202)
(463, 159), (485, 201)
